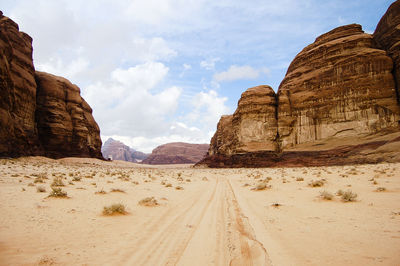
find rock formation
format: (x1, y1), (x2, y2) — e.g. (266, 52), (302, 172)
(143, 142), (209, 165)
(101, 138), (148, 162)
(199, 2), (400, 168)
(0, 11), (40, 156)
(0, 12), (102, 159)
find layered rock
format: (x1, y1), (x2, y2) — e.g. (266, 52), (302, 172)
(278, 24), (399, 150)
(143, 142), (209, 165)
(374, 0), (400, 104)
(199, 3), (400, 168)
(101, 138), (148, 162)
(35, 72), (102, 158)
(0, 12), (102, 159)
(0, 11), (40, 156)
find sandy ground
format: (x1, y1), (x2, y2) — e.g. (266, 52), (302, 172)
(0, 157), (399, 265)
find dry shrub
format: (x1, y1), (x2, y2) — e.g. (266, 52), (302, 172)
(95, 189), (107, 194)
(175, 186), (184, 190)
(51, 177), (65, 187)
(110, 188), (125, 193)
(36, 186), (46, 193)
(138, 197), (158, 207)
(48, 187), (68, 198)
(320, 190), (333, 200)
(341, 190), (357, 202)
(103, 203), (127, 215)
(375, 187), (386, 192)
(253, 182), (270, 191)
(296, 177), (304, 181)
(308, 180), (325, 187)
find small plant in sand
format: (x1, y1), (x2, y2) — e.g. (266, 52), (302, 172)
(110, 188), (125, 193)
(296, 177), (304, 181)
(341, 190), (357, 202)
(51, 177), (65, 187)
(95, 189), (107, 194)
(319, 190), (333, 200)
(138, 197), (159, 207)
(308, 179), (325, 187)
(103, 203), (127, 215)
(375, 187), (386, 192)
(165, 183), (172, 187)
(36, 185), (46, 193)
(72, 176), (81, 182)
(336, 189), (344, 196)
(202, 177), (208, 181)
(186, 179), (191, 182)
(48, 187), (68, 198)
(175, 186), (184, 190)
(253, 182), (270, 191)
(34, 177), (45, 184)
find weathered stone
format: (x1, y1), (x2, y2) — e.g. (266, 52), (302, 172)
(374, 0), (400, 105)
(199, 3), (400, 168)
(278, 24), (399, 150)
(101, 138), (148, 162)
(35, 72), (102, 158)
(0, 11), (40, 156)
(143, 142), (209, 165)
(0, 12), (102, 159)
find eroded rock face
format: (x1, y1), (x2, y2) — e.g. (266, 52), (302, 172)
(0, 11), (40, 156)
(101, 138), (148, 162)
(143, 142), (209, 165)
(35, 72), (102, 158)
(200, 4), (400, 168)
(278, 24), (399, 150)
(0, 12), (102, 159)
(374, 0), (400, 104)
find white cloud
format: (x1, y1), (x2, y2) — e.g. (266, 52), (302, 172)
(130, 37), (177, 62)
(200, 57), (220, 70)
(213, 65), (269, 82)
(83, 62), (181, 138)
(183, 64), (192, 70)
(187, 90), (230, 130)
(36, 57), (89, 81)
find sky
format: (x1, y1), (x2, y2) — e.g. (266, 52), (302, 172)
(2, 0), (394, 153)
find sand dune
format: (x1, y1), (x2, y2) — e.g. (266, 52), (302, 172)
(0, 157), (399, 265)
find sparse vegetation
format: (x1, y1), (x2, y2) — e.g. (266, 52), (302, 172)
(48, 187), (68, 198)
(375, 187), (386, 192)
(51, 177), (65, 187)
(138, 197), (159, 207)
(320, 190), (333, 200)
(308, 179), (325, 187)
(110, 188), (125, 193)
(36, 186), (46, 193)
(253, 182), (270, 191)
(175, 186), (183, 190)
(72, 176), (81, 182)
(95, 189), (107, 194)
(103, 203), (127, 215)
(296, 177), (304, 181)
(341, 190), (358, 202)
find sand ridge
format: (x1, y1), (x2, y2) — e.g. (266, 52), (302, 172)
(0, 157), (399, 265)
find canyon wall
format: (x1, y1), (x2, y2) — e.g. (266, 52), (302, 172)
(199, 1), (400, 167)
(0, 12), (102, 159)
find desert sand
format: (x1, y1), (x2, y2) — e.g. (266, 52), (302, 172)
(0, 157), (399, 265)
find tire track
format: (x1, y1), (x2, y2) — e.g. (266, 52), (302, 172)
(120, 177), (218, 265)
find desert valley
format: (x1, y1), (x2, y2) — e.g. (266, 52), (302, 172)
(1, 0), (400, 265)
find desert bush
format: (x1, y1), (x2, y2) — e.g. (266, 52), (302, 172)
(308, 180), (325, 187)
(336, 189), (344, 196)
(95, 189), (107, 194)
(253, 182), (270, 191)
(202, 177), (208, 181)
(175, 186), (184, 190)
(110, 188), (125, 193)
(48, 187), (68, 198)
(375, 187), (386, 192)
(320, 190), (333, 200)
(138, 197), (158, 207)
(36, 186), (46, 193)
(296, 177), (304, 181)
(103, 203), (127, 215)
(165, 183), (172, 187)
(34, 177), (45, 183)
(51, 177), (65, 187)
(341, 190), (357, 202)
(72, 176), (81, 182)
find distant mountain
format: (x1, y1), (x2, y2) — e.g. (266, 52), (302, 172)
(142, 142), (209, 165)
(101, 138), (148, 162)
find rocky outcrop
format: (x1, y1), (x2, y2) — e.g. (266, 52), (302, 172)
(374, 0), (400, 104)
(199, 2), (400, 168)
(277, 23), (399, 150)
(143, 142), (209, 165)
(0, 11), (40, 156)
(35, 72), (102, 158)
(101, 138), (148, 162)
(0, 12), (102, 159)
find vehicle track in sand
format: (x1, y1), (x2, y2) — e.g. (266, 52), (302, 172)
(115, 175), (270, 266)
